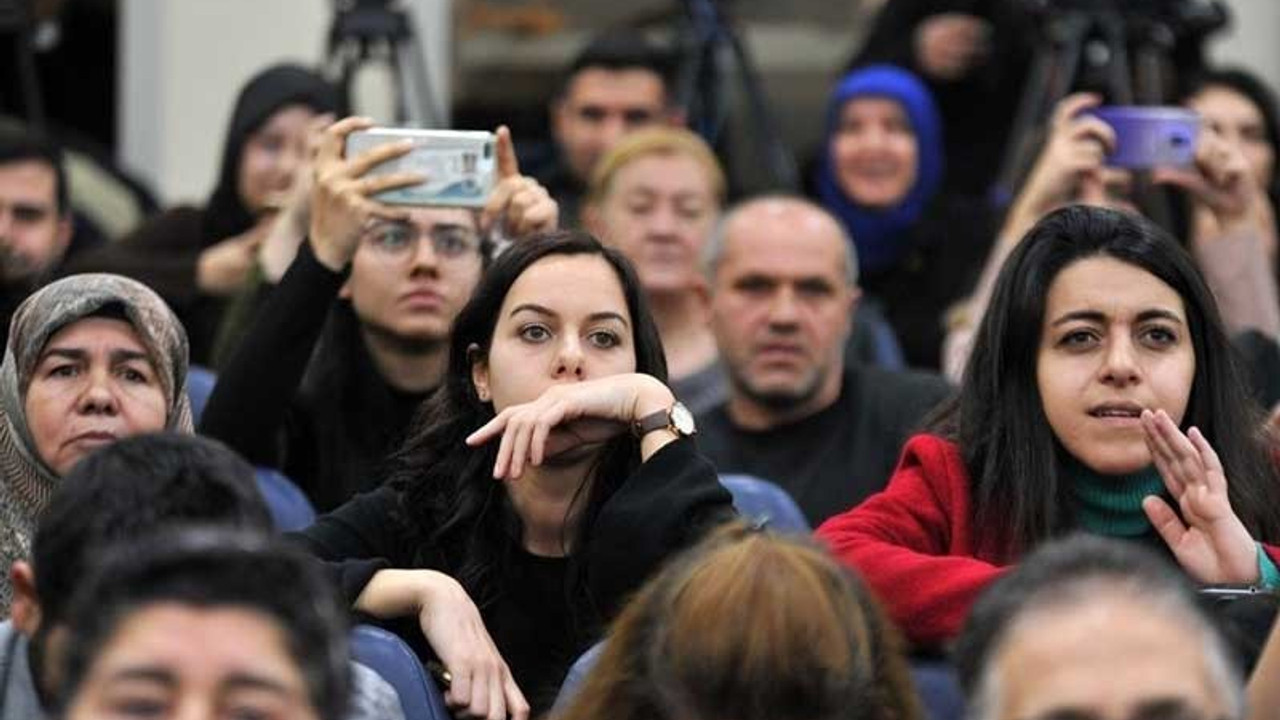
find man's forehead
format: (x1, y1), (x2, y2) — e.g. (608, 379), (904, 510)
(0, 159), (58, 205)
(565, 68), (666, 106)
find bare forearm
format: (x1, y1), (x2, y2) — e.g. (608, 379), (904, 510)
(354, 568), (450, 618)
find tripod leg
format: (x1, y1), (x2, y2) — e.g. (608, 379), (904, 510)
(991, 13), (1088, 206)
(398, 31), (446, 128)
(723, 26), (798, 190)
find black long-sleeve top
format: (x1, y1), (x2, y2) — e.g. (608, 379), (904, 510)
(199, 242), (427, 511)
(294, 437), (735, 715)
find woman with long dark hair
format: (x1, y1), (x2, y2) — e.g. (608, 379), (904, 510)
(818, 204), (1280, 650)
(298, 231), (734, 718)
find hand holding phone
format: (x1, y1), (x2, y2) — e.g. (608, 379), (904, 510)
(345, 128), (497, 208)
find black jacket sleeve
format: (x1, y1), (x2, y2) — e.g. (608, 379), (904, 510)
(585, 437), (736, 619)
(198, 242), (343, 470)
(290, 483), (412, 604)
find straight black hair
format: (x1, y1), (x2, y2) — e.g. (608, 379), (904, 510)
(931, 205), (1280, 558)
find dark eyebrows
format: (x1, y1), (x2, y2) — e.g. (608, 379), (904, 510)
(1022, 698), (1210, 720)
(38, 348), (87, 363)
(39, 347), (152, 365)
(1049, 308), (1185, 327)
(105, 666), (177, 688)
(507, 303), (630, 327)
(222, 671), (296, 697)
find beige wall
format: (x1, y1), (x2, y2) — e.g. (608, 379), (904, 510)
(119, 0), (451, 205)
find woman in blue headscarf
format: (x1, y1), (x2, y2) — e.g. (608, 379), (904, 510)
(815, 64), (996, 370)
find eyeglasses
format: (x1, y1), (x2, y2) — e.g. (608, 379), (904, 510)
(362, 221), (481, 261)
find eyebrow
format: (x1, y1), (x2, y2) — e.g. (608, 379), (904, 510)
(106, 666), (177, 688)
(508, 303), (630, 327)
(105, 667), (294, 697)
(40, 347), (154, 365)
(221, 671), (295, 696)
(1049, 308), (1185, 327)
(1023, 697), (1208, 720)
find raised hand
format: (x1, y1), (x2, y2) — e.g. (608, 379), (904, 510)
(480, 125), (559, 238)
(1140, 408), (1259, 584)
(308, 116), (424, 271)
(464, 373), (675, 480)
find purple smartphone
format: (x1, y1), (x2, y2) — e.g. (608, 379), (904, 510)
(1086, 106), (1200, 169)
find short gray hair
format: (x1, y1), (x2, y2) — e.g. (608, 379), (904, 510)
(701, 194), (859, 289)
(956, 535), (1246, 720)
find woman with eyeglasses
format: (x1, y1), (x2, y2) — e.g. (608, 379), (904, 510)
(199, 117), (560, 511)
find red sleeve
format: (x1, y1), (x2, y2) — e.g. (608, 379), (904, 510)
(815, 435), (1007, 649)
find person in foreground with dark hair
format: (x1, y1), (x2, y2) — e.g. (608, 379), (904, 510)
(818, 205), (1280, 650)
(53, 528), (351, 720)
(298, 230), (734, 718)
(555, 521), (923, 720)
(0, 433), (401, 720)
(537, 29), (684, 226)
(954, 534), (1245, 720)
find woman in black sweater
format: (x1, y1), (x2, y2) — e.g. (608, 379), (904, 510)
(297, 231), (734, 718)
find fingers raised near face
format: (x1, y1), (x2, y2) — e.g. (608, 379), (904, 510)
(1142, 409), (1188, 498)
(1053, 93), (1103, 128)
(317, 116), (375, 165)
(345, 139), (416, 178)
(495, 125), (520, 179)
(1143, 494), (1190, 549)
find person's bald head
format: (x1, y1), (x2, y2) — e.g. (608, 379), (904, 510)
(704, 195), (858, 289)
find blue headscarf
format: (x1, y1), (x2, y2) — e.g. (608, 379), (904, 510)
(816, 65), (944, 275)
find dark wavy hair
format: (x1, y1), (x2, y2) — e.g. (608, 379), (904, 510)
(389, 230), (667, 611)
(930, 205), (1280, 558)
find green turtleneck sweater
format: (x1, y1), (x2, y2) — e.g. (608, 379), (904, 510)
(1066, 459), (1280, 588)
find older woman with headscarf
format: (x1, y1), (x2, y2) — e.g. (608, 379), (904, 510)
(66, 64), (339, 365)
(0, 274), (192, 615)
(815, 63), (997, 371)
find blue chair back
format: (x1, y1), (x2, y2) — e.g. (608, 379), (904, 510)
(552, 641), (603, 712)
(254, 467), (316, 532)
(186, 365), (217, 423)
(719, 474), (811, 533)
(911, 659), (964, 720)
(350, 625), (451, 720)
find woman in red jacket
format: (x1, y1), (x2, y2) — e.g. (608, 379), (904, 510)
(817, 204), (1280, 650)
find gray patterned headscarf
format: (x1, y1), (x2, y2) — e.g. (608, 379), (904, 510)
(0, 274), (193, 616)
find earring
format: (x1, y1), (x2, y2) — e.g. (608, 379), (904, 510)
(476, 387), (490, 402)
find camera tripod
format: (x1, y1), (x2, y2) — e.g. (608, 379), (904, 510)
(324, 0), (444, 127)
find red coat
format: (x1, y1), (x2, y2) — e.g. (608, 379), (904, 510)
(815, 433), (1280, 648)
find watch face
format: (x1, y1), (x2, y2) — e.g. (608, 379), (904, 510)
(671, 402), (697, 435)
